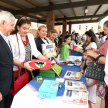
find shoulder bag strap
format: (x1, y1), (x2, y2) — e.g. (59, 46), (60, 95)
(16, 34), (20, 56)
(96, 55), (105, 62)
(44, 38), (49, 44)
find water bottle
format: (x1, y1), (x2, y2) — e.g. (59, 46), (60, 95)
(70, 43), (73, 50)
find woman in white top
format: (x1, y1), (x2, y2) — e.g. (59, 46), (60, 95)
(9, 17), (47, 81)
(47, 29), (62, 65)
(74, 30), (97, 53)
(46, 29), (58, 50)
(100, 31), (107, 45)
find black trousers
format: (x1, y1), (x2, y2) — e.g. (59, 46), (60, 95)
(0, 92), (11, 108)
(105, 87), (108, 108)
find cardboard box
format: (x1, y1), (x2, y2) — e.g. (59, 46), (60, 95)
(29, 59), (51, 70)
(40, 69), (55, 78)
(39, 80), (59, 99)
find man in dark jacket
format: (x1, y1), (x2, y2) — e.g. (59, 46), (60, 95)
(0, 11), (15, 108)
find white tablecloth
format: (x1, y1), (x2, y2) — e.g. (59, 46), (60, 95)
(11, 55), (88, 108)
(11, 83), (88, 108)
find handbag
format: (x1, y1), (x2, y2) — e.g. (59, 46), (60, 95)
(10, 62), (29, 96)
(85, 55), (105, 81)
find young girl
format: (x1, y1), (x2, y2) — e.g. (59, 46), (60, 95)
(84, 55), (97, 108)
(80, 50), (87, 73)
(60, 35), (74, 59)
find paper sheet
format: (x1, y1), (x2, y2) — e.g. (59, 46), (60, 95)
(56, 78), (64, 82)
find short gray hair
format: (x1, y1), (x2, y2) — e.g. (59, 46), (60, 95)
(0, 11), (16, 23)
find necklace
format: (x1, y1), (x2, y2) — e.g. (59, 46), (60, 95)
(22, 35), (29, 46)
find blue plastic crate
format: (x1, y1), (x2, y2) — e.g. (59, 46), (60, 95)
(71, 50), (82, 56)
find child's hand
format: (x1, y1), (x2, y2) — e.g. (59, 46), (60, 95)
(56, 61), (62, 65)
(87, 85), (91, 88)
(81, 71), (85, 73)
(80, 65), (83, 68)
(88, 47), (96, 52)
(69, 47), (72, 51)
(74, 48), (80, 52)
(87, 85), (89, 88)
(55, 46), (57, 51)
(71, 41), (74, 44)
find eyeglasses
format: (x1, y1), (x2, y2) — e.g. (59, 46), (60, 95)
(18, 17), (30, 23)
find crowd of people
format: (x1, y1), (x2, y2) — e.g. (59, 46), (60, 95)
(57, 23), (108, 108)
(0, 10), (108, 108)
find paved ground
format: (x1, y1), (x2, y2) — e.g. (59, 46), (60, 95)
(93, 96), (101, 108)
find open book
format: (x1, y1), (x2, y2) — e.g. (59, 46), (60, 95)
(42, 43), (56, 58)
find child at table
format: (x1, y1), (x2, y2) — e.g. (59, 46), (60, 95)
(60, 35), (74, 60)
(83, 55), (97, 108)
(80, 50), (87, 73)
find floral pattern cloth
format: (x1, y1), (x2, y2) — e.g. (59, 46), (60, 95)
(96, 40), (108, 100)
(96, 81), (106, 99)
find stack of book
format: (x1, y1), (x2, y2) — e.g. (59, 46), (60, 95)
(65, 80), (87, 91)
(64, 71), (82, 80)
(63, 80), (87, 105)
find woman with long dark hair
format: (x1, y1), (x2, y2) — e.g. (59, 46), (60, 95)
(74, 30), (97, 53)
(100, 31), (107, 45)
(86, 20), (108, 108)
